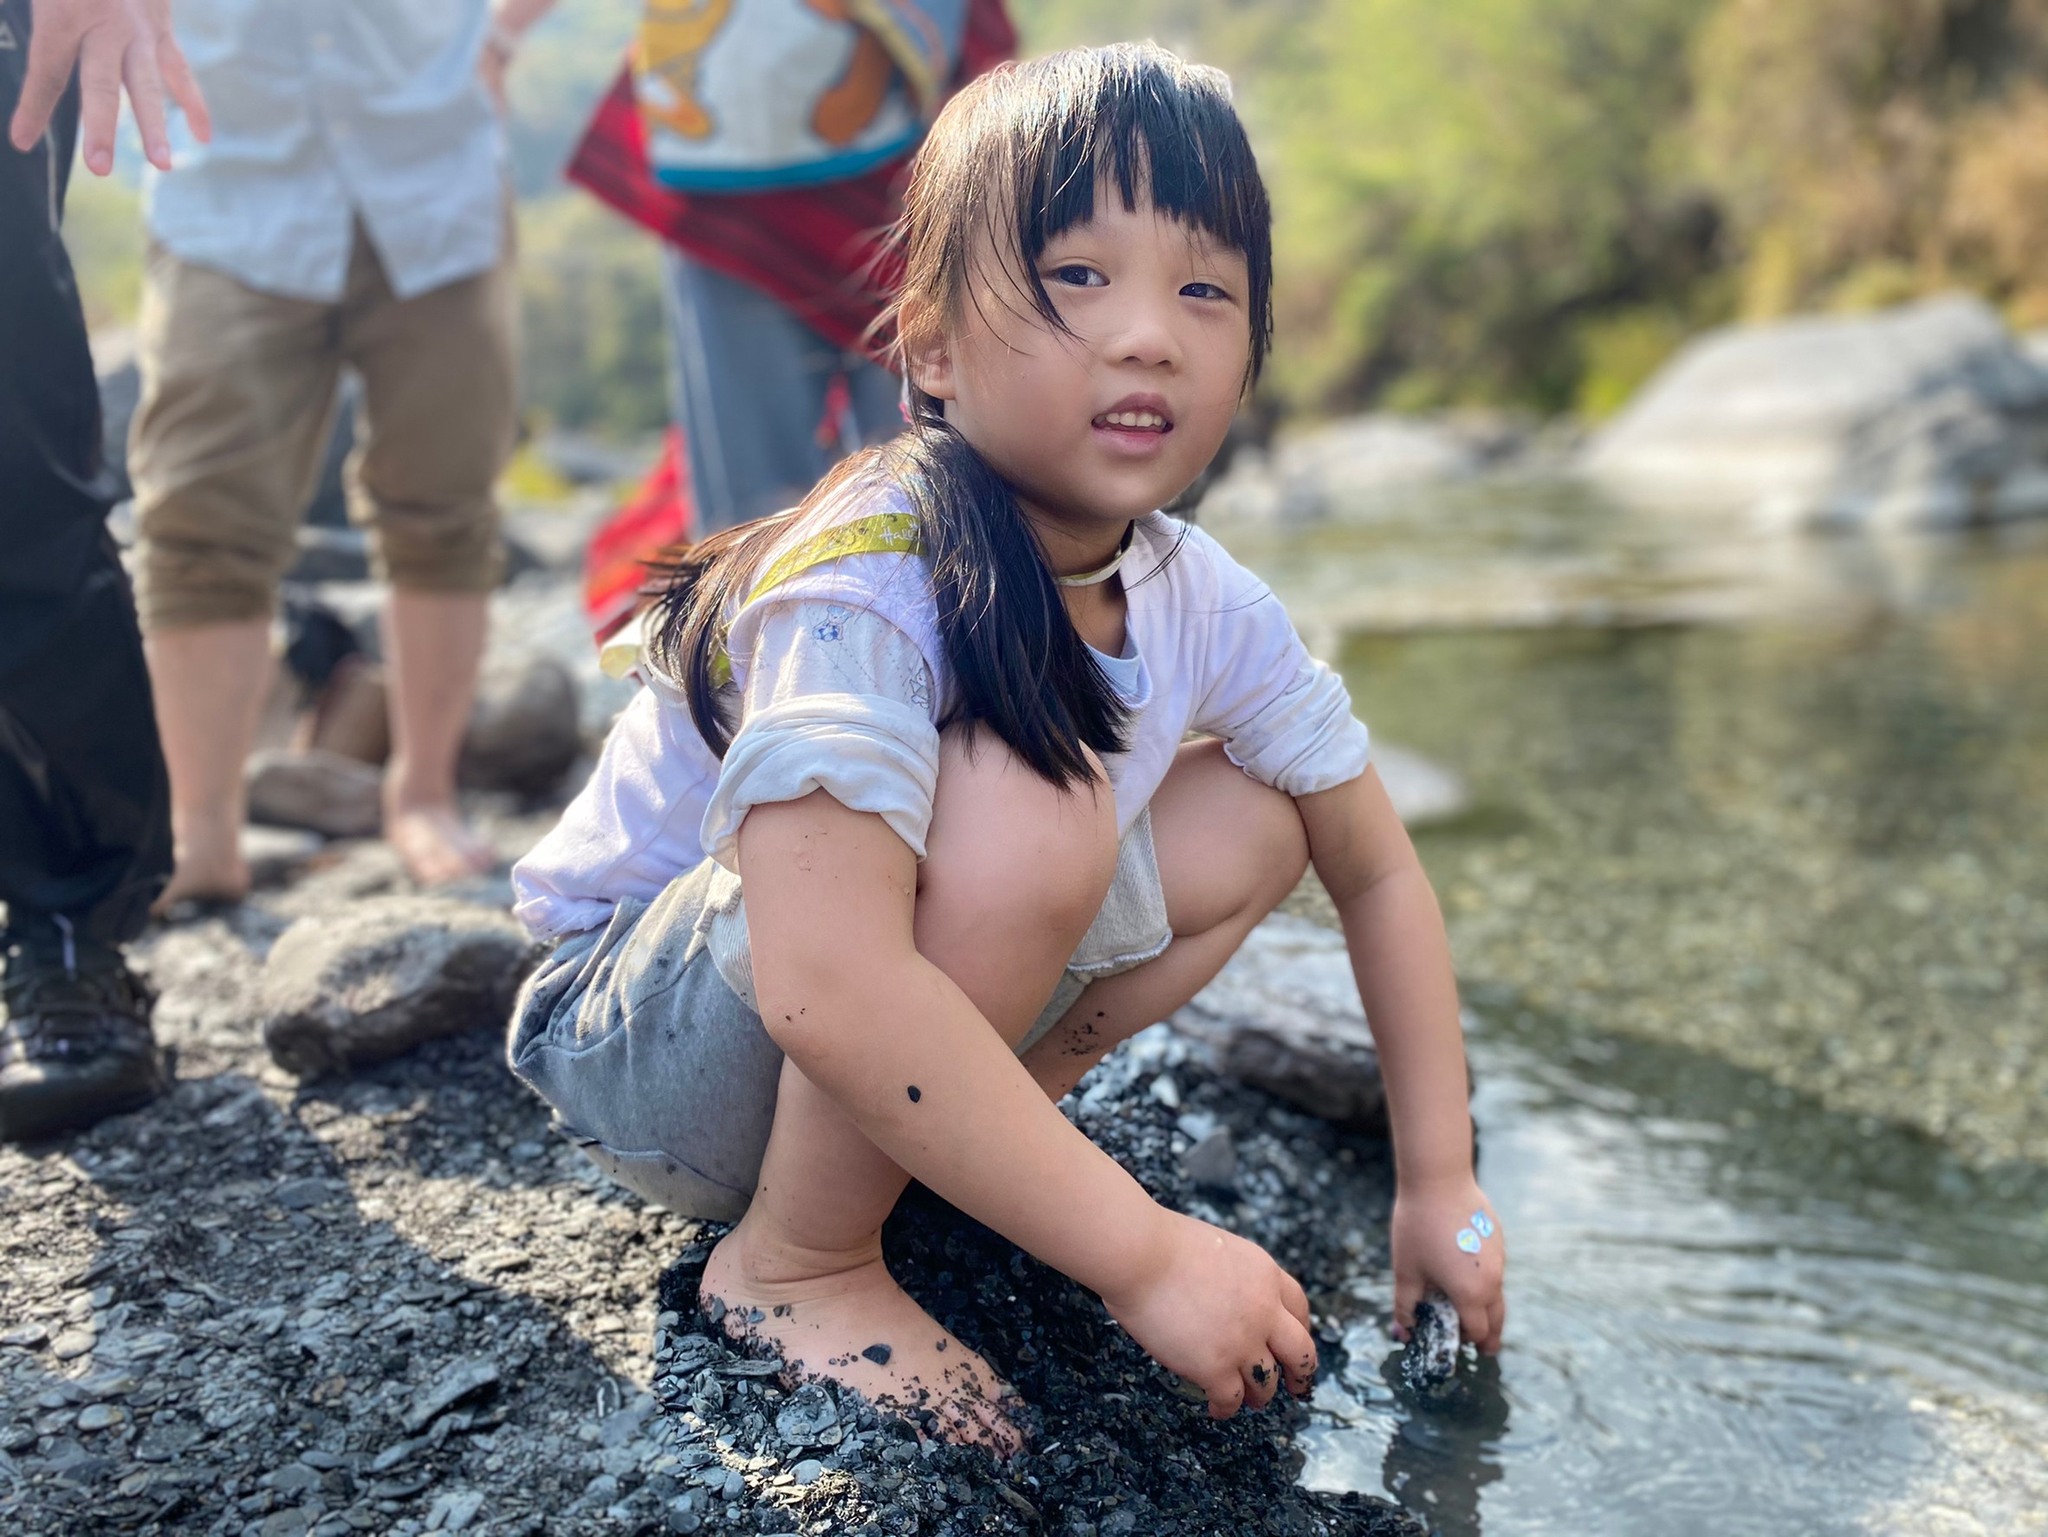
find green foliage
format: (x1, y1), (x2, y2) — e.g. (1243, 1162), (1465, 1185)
(518, 193), (672, 437)
(1016, 0), (1723, 415)
(50, 0), (2048, 435)
(61, 174), (145, 332)
(1690, 0), (2048, 325)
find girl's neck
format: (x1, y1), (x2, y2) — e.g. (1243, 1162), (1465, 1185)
(1019, 499), (1137, 582)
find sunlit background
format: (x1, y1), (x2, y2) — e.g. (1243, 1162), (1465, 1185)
(60, 4), (2048, 1533)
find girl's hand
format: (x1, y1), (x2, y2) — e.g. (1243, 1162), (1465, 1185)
(1101, 1210), (1319, 1418)
(1391, 1178), (1507, 1354)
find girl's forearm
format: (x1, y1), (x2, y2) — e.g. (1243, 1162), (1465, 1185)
(763, 950), (1171, 1300)
(1333, 866), (1474, 1187)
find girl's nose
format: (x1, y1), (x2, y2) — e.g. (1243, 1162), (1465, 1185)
(1108, 297), (1182, 370)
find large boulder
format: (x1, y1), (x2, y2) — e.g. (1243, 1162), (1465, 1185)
(1583, 293), (2048, 529)
(1169, 913), (1388, 1134)
(1202, 413), (1528, 523)
(258, 895), (534, 1077)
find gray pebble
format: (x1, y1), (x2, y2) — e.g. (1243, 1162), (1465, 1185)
(274, 1178), (335, 1211)
(1180, 1127), (1240, 1191)
(772, 1383), (837, 1447)
(792, 1459), (824, 1486)
(49, 1329), (96, 1361)
(76, 1403), (123, 1432)
(1, 1322), (50, 1350)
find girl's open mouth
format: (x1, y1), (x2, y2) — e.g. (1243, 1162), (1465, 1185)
(1091, 397), (1175, 451)
(1091, 409), (1172, 433)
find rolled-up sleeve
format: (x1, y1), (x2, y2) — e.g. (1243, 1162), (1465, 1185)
(1189, 557), (1371, 797)
(698, 601), (942, 870)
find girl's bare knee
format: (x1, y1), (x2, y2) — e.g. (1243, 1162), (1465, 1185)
(921, 725), (1118, 950)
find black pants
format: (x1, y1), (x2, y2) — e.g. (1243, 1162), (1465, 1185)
(0, 0), (172, 947)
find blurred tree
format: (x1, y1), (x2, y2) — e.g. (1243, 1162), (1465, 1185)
(517, 193), (672, 436)
(1017, 0), (1723, 416)
(1690, 0), (2048, 325)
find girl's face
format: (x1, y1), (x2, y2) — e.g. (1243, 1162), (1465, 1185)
(913, 190), (1254, 538)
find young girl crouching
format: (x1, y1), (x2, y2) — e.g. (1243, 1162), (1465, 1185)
(508, 42), (1506, 1454)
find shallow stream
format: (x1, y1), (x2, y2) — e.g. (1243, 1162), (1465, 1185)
(1211, 480), (2048, 1535)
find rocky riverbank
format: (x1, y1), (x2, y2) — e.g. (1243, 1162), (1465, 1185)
(2, 808), (1424, 1535)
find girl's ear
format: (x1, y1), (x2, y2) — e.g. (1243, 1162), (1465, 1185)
(901, 301), (957, 401)
(908, 337), (957, 402)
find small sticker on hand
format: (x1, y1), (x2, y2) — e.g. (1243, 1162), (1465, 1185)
(1456, 1228), (1482, 1254)
(1471, 1211), (1495, 1238)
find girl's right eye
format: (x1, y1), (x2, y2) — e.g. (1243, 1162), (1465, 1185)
(1050, 264), (1106, 288)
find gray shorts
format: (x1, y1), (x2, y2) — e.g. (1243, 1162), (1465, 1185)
(507, 810), (1172, 1220)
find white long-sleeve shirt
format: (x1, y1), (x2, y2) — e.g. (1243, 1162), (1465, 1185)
(512, 489), (1371, 943)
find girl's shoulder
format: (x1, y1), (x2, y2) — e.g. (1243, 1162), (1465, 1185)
(726, 474), (944, 664)
(1127, 513), (1272, 608)
(734, 476), (934, 618)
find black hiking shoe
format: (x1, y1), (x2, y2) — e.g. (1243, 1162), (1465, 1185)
(0, 923), (168, 1143)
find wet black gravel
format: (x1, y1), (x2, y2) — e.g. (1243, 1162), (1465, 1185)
(648, 1029), (1425, 1537)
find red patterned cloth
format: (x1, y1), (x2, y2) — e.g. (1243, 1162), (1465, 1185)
(564, 0), (1016, 356)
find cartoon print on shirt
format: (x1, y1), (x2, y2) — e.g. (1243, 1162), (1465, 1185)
(638, 0), (735, 141)
(804, 0), (896, 147)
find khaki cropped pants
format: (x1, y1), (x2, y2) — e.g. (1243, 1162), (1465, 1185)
(129, 217), (518, 631)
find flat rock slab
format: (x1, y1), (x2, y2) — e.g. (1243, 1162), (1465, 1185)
(258, 895), (534, 1078)
(1170, 914), (1389, 1135)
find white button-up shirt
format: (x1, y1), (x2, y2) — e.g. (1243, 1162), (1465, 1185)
(145, 0), (505, 302)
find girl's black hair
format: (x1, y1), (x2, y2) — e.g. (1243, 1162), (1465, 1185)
(651, 43), (1273, 790)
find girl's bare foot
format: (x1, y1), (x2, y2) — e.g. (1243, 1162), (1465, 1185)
(384, 801), (496, 887)
(701, 1229), (1024, 1455)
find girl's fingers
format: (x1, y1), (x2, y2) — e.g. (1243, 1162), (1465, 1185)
(1271, 1311), (1318, 1396)
(1483, 1297), (1507, 1356)
(1391, 1269), (1422, 1335)
(1279, 1268), (1313, 1335)
(1206, 1372), (1247, 1420)
(1454, 1295), (1490, 1351)
(1239, 1358), (1280, 1411)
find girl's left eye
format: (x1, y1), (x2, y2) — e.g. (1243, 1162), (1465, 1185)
(1051, 265), (1106, 288)
(1182, 281), (1230, 300)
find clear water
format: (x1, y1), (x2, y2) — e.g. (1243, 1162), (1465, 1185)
(1210, 480), (2048, 1536)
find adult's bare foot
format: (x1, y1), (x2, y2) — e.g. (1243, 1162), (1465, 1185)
(150, 828), (250, 915)
(701, 1230), (1024, 1455)
(384, 801), (496, 887)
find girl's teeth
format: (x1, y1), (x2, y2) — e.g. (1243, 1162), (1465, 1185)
(1100, 412), (1165, 428)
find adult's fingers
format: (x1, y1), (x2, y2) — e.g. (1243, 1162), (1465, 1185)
(122, 37), (172, 169)
(74, 25), (126, 175)
(158, 32), (211, 143)
(9, 16), (86, 152)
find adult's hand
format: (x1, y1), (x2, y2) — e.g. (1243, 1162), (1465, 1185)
(9, 0), (211, 175)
